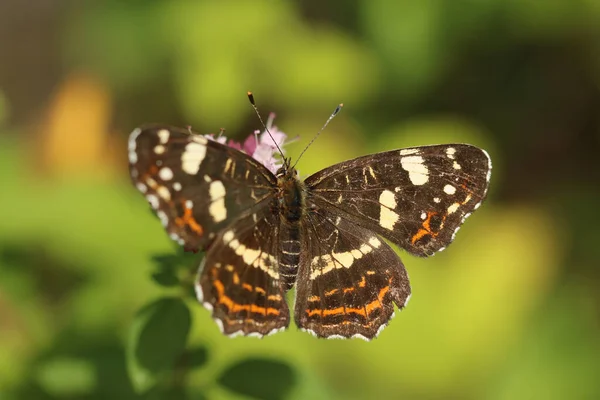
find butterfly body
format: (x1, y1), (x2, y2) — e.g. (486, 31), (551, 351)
(129, 124), (491, 340)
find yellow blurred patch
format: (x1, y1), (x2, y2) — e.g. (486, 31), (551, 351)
(38, 73), (113, 178)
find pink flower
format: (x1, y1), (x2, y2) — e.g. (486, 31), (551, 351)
(204, 113), (287, 173)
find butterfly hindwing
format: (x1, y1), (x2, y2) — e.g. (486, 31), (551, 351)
(129, 125), (277, 251)
(294, 206), (411, 339)
(195, 206), (291, 336)
(305, 144), (491, 256)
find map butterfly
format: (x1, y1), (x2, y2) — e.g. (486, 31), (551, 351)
(128, 97), (492, 340)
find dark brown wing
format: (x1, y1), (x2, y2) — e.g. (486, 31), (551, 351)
(128, 125), (277, 251)
(304, 144), (491, 256)
(195, 205), (291, 337)
(294, 206), (411, 340)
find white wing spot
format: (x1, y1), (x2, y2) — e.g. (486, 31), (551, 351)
(146, 194), (159, 209)
(444, 184), (456, 195)
(309, 236), (381, 279)
(223, 236), (279, 279)
(447, 203), (460, 214)
(157, 129), (170, 144)
(157, 210), (169, 227)
(453, 161), (461, 170)
(192, 135), (208, 144)
(224, 158), (233, 175)
(368, 166), (376, 179)
(483, 148), (492, 183)
(400, 156), (429, 185)
(146, 177), (157, 188)
(446, 147), (456, 159)
(181, 142), (207, 175)
(421, 212), (427, 220)
(208, 180), (227, 222)
(173, 182), (182, 191)
(369, 237), (381, 248)
(379, 190), (399, 230)
(154, 145), (166, 154)
(135, 182), (147, 193)
(434, 197), (441, 203)
(156, 186), (171, 201)
(223, 230), (234, 243)
(400, 148), (419, 156)
(185, 200), (193, 209)
(128, 128), (142, 164)
(158, 167), (173, 181)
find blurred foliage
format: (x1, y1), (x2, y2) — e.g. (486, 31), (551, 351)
(1, 0), (599, 399)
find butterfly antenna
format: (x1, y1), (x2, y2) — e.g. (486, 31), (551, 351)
(247, 92), (285, 158)
(292, 103), (343, 168)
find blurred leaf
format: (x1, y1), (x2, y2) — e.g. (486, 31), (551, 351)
(150, 249), (202, 293)
(127, 297), (191, 393)
(0, 241), (88, 306)
(35, 357), (96, 397)
(181, 346), (209, 370)
(218, 358), (296, 400)
(150, 249), (199, 271)
(150, 269), (180, 288)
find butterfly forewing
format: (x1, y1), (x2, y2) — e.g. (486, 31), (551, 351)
(305, 144), (491, 256)
(294, 206), (410, 339)
(129, 125), (277, 251)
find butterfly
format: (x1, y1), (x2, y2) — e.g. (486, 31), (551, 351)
(128, 102), (491, 340)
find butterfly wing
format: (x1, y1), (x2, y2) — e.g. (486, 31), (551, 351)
(294, 206), (410, 340)
(130, 125), (291, 336)
(195, 206), (291, 337)
(304, 144), (491, 256)
(129, 125), (278, 251)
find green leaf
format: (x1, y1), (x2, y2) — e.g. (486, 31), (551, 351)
(218, 358), (296, 400)
(150, 248), (199, 271)
(182, 346), (209, 370)
(150, 269), (179, 287)
(127, 297), (191, 393)
(149, 249), (201, 290)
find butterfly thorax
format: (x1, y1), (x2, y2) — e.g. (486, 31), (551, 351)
(275, 165), (306, 224)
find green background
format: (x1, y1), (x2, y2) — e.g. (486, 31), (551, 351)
(0, 0), (599, 399)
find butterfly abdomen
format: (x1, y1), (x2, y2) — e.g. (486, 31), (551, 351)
(279, 226), (301, 290)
